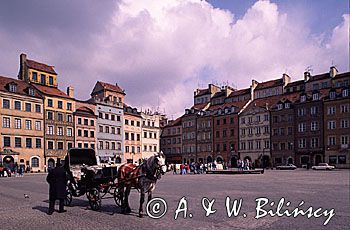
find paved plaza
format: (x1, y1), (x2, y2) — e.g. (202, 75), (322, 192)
(0, 169), (349, 230)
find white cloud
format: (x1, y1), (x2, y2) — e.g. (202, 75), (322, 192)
(89, 0), (349, 118)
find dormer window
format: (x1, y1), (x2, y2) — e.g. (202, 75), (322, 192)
(277, 104), (283, 110)
(300, 95), (306, 102)
(9, 84), (17, 92)
(343, 89), (349, 97)
(312, 93), (319, 101)
(329, 91), (336, 99)
(285, 103), (290, 109)
(28, 88), (35, 96)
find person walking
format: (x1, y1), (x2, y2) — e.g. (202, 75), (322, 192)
(46, 161), (67, 215)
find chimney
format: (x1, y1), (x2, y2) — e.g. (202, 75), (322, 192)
(282, 73), (291, 85)
(329, 66), (338, 78)
(304, 72), (310, 82)
(18, 53), (27, 81)
(250, 79), (258, 100)
(67, 86), (74, 98)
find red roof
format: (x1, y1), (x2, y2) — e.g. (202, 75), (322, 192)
(334, 72), (350, 80)
(194, 88), (210, 97)
(286, 80), (304, 88)
(227, 88), (250, 97)
(191, 102), (209, 110)
(255, 79), (283, 90)
(0, 75), (41, 98)
(98, 81), (125, 94)
(209, 100), (249, 111)
(33, 84), (71, 99)
(167, 117), (182, 127)
(26, 59), (57, 75)
(245, 95), (286, 111)
(308, 73), (329, 82)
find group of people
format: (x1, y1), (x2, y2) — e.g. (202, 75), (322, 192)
(237, 159), (253, 170)
(172, 162), (206, 174)
(0, 162), (26, 177)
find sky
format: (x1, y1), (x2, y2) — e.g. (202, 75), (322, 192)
(0, 0), (349, 119)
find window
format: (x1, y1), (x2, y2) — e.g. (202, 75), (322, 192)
(31, 157), (39, 168)
(117, 116), (121, 121)
(112, 142), (116, 150)
(32, 72), (38, 81)
(15, 101), (21, 110)
(264, 114), (269, 121)
(78, 129), (82, 136)
(84, 119), (88, 125)
(99, 112), (103, 119)
(99, 125), (103, 133)
(3, 117), (10, 128)
(111, 115), (115, 121)
(329, 156), (337, 164)
(25, 103), (31, 112)
(40, 74), (46, 84)
(67, 128), (73, 137)
(300, 95), (306, 102)
(328, 136), (336, 146)
(117, 128), (121, 135)
(310, 106), (318, 115)
(78, 118), (82, 124)
(78, 143), (82, 148)
(57, 142), (64, 150)
(330, 91), (336, 99)
(48, 141), (54, 150)
(26, 138), (32, 148)
(105, 142), (110, 150)
(15, 137), (21, 148)
(84, 130), (88, 137)
(67, 115), (73, 123)
(3, 137), (11, 147)
(342, 89), (349, 97)
(90, 120), (94, 126)
(47, 126), (54, 135)
(36, 139), (41, 148)
(105, 126), (110, 133)
(341, 105), (349, 113)
(2, 99), (10, 109)
(47, 111), (53, 120)
(277, 104), (283, 110)
(35, 121), (41, 130)
(298, 108), (305, 116)
(28, 88), (35, 96)
(312, 93), (319, 101)
(90, 131), (94, 138)
(58, 101), (63, 109)
(111, 127), (115, 134)
(311, 138), (319, 148)
(298, 139), (306, 148)
(35, 104), (41, 113)
(312, 83), (319, 90)
(48, 99), (53, 107)
(91, 143), (95, 149)
(285, 103), (290, 109)
(125, 132), (129, 140)
(105, 113), (109, 120)
(125, 146), (129, 153)
(57, 127), (63, 136)
(338, 155), (346, 164)
(298, 123), (306, 132)
(328, 121), (336, 130)
(68, 142), (73, 150)
(327, 106), (336, 115)
(49, 76), (54, 85)
(341, 119), (349, 128)
(125, 119), (129, 125)
(99, 141), (103, 149)
(9, 84), (17, 92)
(25, 120), (32, 130)
(311, 121), (318, 131)
(341, 135), (349, 145)
(288, 127), (293, 135)
(84, 143), (88, 149)
(57, 113), (63, 121)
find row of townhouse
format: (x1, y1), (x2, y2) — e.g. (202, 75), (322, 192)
(161, 67), (350, 168)
(0, 53), (162, 172)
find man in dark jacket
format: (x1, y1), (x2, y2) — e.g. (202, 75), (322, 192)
(46, 161), (67, 215)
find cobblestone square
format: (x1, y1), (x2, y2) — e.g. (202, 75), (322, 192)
(0, 169), (349, 230)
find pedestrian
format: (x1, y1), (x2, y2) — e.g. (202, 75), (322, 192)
(19, 165), (24, 177)
(185, 163), (190, 174)
(180, 163), (184, 175)
(46, 161), (67, 215)
(14, 163), (18, 177)
(173, 164), (177, 174)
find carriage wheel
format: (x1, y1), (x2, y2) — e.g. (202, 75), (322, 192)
(65, 187), (73, 206)
(113, 186), (123, 207)
(87, 188), (101, 211)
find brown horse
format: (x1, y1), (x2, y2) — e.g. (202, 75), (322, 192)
(117, 152), (166, 217)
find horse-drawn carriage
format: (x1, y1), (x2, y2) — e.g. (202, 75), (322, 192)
(64, 148), (122, 210)
(63, 148), (166, 217)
